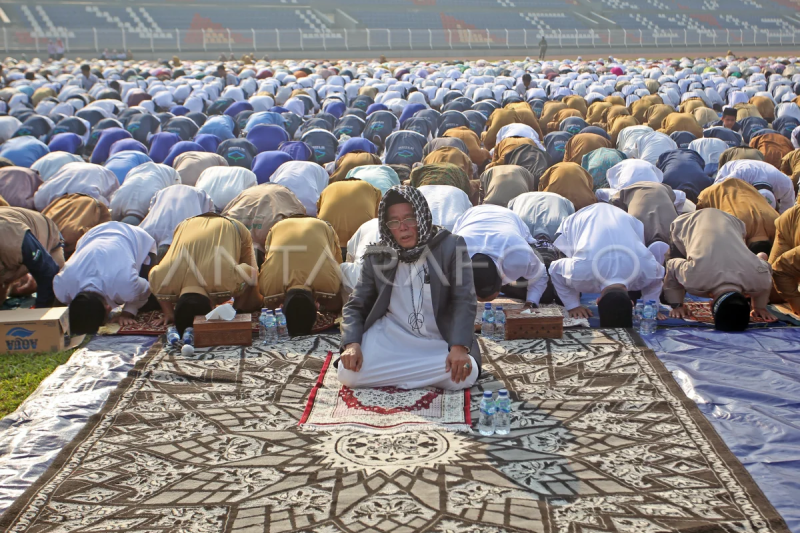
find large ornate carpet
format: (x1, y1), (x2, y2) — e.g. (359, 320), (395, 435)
(0, 330), (788, 533)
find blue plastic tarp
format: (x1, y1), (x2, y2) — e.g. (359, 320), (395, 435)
(646, 328), (800, 532)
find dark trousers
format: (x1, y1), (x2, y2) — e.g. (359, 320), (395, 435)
(138, 252), (161, 313)
(21, 231), (60, 308)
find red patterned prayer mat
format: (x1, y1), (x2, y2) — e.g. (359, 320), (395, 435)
(299, 352), (472, 434)
(683, 300), (775, 324)
(102, 310), (340, 336)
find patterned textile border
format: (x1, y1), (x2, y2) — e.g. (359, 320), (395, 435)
(0, 331), (789, 533)
(298, 352), (472, 434)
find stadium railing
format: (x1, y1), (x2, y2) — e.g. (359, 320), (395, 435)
(6, 27), (800, 55)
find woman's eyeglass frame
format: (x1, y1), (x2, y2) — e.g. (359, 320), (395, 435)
(386, 217), (419, 230)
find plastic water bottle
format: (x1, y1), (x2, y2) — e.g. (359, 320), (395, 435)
(275, 308), (288, 341)
(640, 300), (657, 336)
(266, 311), (278, 344)
(493, 305), (506, 341)
(258, 308), (270, 345)
(633, 300), (643, 330)
(166, 325), (181, 347)
(182, 327), (194, 347)
(478, 391), (496, 436)
(495, 389), (511, 435)
(481, 303), (495, 339)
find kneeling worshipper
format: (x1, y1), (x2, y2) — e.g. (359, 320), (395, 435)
(338, 185), (479, 390)
(148, 213), (263, 333)
(340, 218), (381, 299)
(258, 217), (343, 336)
(480, 165), (536, 207)
(53, 222), (158, 334)
(139, 185), (214, 259)
(611, 181), (679, 264)
(537, 162), (597, 211)
(549, 203), (666, 324)
(769, 204), (800, 314)
(452, 203), (547, 306)
(221, 183), (307, 265)
(316, 179), (382, 259)
(41, 193), (111, 258)
(697, 179), (779, 256)
(716, 159), (795, 213)
(507, 192), (576, 304)
(109, 162), (181, 225)
(0, 207), (65, 308)
(418, 185), (472, 232)
(664, 208), (775, 329)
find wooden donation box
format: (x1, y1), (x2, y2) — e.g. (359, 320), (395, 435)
(193, 314), (253, 348)
(504, 307), (564, 340)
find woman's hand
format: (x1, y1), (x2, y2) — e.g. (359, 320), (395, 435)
(341, 343), (363, 372)
(568, 306), (593, 319)
(445, 346), (472, 384)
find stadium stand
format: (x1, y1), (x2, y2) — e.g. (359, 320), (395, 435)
(4, 0), (800, 52)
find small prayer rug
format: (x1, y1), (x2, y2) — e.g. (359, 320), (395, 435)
(299, 352), (472, 434)
(683, 300), (775, 324)
(100, 310), (340, 336)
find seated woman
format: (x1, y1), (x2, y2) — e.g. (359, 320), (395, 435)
(339, 185), (480, 390)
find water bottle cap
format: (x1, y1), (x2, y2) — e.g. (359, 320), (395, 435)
(483, 391), (493, 398)
(261, 308), (268, 312)
(498, 389), (508, 396)
(496, 305), (503, 310)
(484, 303), (492, 309)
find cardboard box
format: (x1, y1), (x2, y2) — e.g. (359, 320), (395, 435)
(193, 313), (253, 348)
(0, 307), (72, 354)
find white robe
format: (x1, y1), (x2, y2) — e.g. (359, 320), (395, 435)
(270, 161), (327, 216)
(418, 185), (472, 232)
(195, 167), (258, 212)
(53, 222), (156, 316)
(139, 185), (213, 248)
(33, 162), (119, 211)
(340, 218), (381, 297)
(549, 203), (665, 310)
(452, 204), (548, 304)
(110, 162), (181, 220)
(337, 258), (478, 390)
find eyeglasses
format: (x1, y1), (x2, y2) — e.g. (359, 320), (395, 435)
(386, 217), (418, 230)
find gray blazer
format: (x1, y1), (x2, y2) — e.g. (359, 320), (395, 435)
(340, 229), (481, 368)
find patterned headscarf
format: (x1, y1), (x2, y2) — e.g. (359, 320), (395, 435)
(377, 185), (438, 263)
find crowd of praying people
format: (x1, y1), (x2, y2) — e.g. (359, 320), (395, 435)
(1, 51), (800, 390)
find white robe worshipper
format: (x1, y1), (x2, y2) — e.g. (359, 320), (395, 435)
(595, 158), (687, 213)
(269, 161), (327, 216)
(418, 185), (472, 232)
(549, 203), (666, 311)
(109, 162), (181, 222)
(53, 222), (156, 317)
(139, 185), (214, 249)
(716, 159), (795, 213)
(339, 256), (479, 390)
(452, 204), (548, 305)
(33, 162), (120, 211)
(340, 218), (381, 298)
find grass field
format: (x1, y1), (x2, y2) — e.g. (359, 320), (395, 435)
(0, 344), (85, 418)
